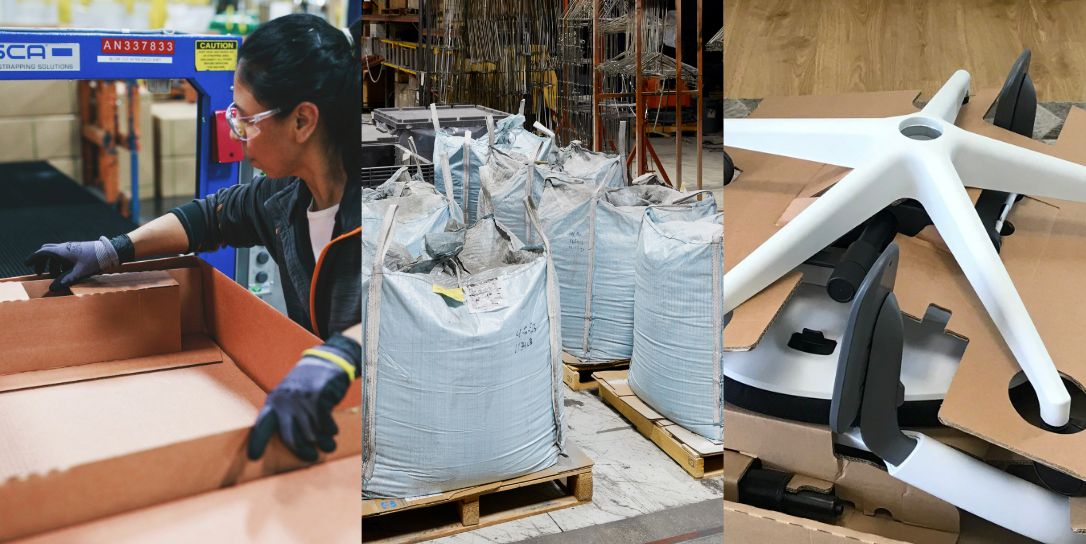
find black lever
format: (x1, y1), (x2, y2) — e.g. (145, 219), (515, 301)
(827, 210), (898, 302)
(738, 465), (845, 524)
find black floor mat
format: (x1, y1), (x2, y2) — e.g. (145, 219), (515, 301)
(0, 161), (136, 278)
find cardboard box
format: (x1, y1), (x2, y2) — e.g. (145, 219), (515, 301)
(152, 101), (198, 157)
(0, 114), (80, 164)
(0, 118), (35, 162)
(0, 271), (181, 374)
(32, 114), (80, 160)
(0, 80), (79, 118)
(152, 100), (197, 199)
(118, 147), (154, 199)
(0, 257), (362, 540)
(158, 154), (197, 198)
(723, 500), (1040, 544)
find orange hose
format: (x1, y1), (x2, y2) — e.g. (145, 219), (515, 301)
(309, 226), (362, 337)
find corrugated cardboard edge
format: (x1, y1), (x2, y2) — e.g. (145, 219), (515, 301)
(724, 500), (942, 544)
(0, 334), (222, 393)
(68, 270), (178, 295)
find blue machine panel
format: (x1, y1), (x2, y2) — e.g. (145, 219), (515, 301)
(0, 28), (242, 278)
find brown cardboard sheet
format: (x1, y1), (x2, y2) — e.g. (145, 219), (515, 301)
(0, 333), (222, 392)
(14, 457), (362, 544)
(0, 352), (263, 481)
(0, 257), (361, 540)
(0, 271), (181, 374)
(724, 500), (914, 544)
(724, 405), (961, 533)
(935, 99), (1086, 494)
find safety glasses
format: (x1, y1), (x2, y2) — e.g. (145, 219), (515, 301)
(225, 102), (281, 141)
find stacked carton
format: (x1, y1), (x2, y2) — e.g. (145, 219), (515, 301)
(0, 80), (82, 182)
(151, 101), (198, 199)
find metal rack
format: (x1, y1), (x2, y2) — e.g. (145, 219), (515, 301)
(417, 0), (560, 127)
(559, 0), (705, 190)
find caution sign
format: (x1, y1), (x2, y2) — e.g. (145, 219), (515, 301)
(195, 40), (237, 72)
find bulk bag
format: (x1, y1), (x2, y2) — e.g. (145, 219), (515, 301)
(479, 147), (620, 246)
(433, 128), (490, 224)
(431, 108), (553, 224)
(361, 206), (564, 498)
(554, 141), (626, 188)
(541, 182), (717, 363)
(492, 109), (554, 161)
(629, 208), (725, 442)
(360, 166), (463, 258)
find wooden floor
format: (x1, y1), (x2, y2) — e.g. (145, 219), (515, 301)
(724, 0), (1086, 101)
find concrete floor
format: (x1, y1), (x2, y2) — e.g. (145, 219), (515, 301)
(648, 133), (726, 205)
(520, 500), (723, 544)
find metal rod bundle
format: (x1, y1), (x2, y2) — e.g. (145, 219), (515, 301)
(707, 27), (722, 52)
(420, 0), (559, 128)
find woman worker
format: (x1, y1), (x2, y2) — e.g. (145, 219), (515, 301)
(24, 14), (362, 464)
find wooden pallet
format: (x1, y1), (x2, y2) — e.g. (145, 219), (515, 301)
(594, 370), (723, 479)
(561, 352), (629, 392)
(362, 443), (594, 543)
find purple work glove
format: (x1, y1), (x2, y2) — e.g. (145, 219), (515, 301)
(247, 333), (361, 463)
(24, 234), (134, 292)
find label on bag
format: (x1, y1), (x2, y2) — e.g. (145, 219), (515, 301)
(464, 277), (506, 313)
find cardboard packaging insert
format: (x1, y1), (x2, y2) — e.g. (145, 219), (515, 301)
(0, 270), (182, 376)
(724, 86), (1086, 532)
(723, 406), (1040, 544)
(0, 256), (361, 541)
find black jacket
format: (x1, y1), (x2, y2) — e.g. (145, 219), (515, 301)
(170, 177), (360, 340)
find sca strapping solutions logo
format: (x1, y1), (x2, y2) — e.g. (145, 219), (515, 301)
(0, 43), (80, 71)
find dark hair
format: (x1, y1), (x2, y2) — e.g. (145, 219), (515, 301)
(238, 14), (362, 184)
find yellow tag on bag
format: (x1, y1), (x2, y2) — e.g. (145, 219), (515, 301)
(432, 284), (465, 302)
